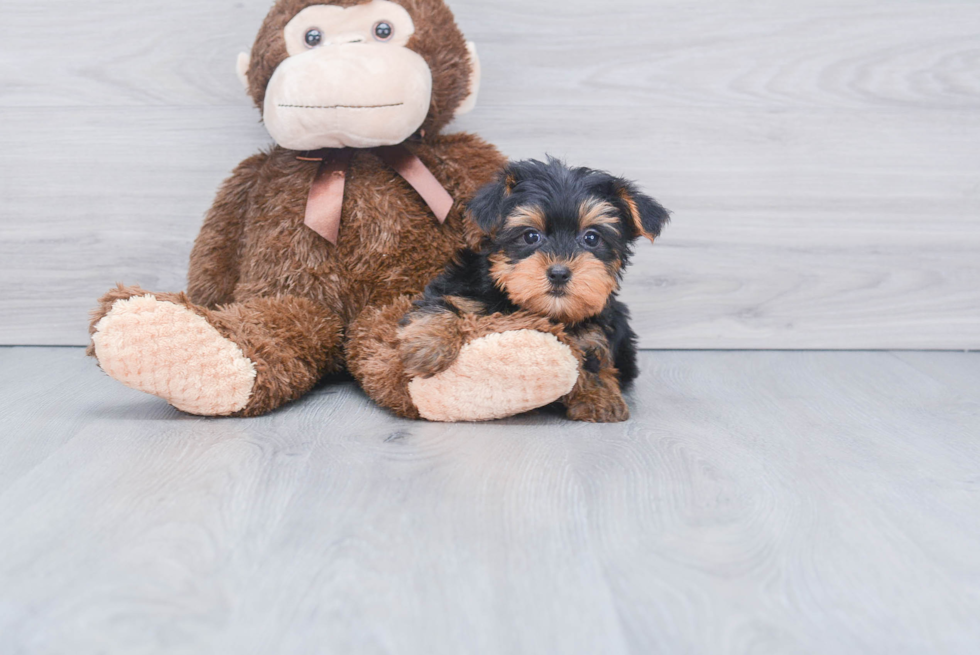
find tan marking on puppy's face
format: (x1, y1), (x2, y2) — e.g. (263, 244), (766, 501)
(490, 252), (618, 323)
(578, 198), (620, 231)
(561, 254), (620, 321)
(504, 205), (546, 232)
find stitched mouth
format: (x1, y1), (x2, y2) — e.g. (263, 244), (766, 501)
(277, 103), (405, 110)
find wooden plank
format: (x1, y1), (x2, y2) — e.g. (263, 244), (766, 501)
(2, 0), (980, 348)
(2, 105), (978, 348)
(0, 107), (267, 346)
(3, 1), (978, 111)
(1, 347), (978, 653)
(0, 0), (268, 109)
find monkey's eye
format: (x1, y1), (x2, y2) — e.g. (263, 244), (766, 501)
(305, 29), (323, 47)
(582, 230), (601, 248)
(523, 230), (542, 246)
(373, 21), (394, 41)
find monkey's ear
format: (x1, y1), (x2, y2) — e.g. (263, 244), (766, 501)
(236, 52), (252, 92)
(454, 42), (481, 117)
(467, 168), (517, 234)
(615, 181), (671, 243)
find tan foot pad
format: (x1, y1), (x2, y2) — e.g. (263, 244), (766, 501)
(92, 295), (256, 416)
(408, 330), (579, 422)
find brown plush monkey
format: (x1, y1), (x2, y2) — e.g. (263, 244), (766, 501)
(88, 0), (581, 421)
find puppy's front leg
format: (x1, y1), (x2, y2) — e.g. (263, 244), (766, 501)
(565, 366), (630, 423)
(563, 329), (630, 423)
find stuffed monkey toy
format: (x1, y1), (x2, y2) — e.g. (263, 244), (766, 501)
(88, 0), (583, 422)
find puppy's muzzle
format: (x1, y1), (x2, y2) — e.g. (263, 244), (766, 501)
(547, 264), (572, 288)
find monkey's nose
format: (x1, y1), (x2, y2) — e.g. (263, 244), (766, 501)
(547, 264), (572, 286)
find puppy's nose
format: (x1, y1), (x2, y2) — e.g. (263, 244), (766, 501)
(547, 264), (572, 286)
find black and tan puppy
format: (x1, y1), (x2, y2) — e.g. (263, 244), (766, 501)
(398, 158), (670, 422)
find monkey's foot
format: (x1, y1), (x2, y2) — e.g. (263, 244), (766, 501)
(407, 330), (579, 422)
(91, 295), (256, 416)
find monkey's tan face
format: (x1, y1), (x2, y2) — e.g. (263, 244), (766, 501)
(262, 1), (433, 150)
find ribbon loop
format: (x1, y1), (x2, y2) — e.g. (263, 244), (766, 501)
(300, 145), (454, 245)
(303, 148), (353, 245)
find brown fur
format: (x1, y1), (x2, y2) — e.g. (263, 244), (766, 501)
(503, 171), (517, 195)
(578, 199), (619, 230)
(489, 252), (619, 324)
(393, 292), (628, 423)
(504, 205), (546, 232)
(444, 296), (486, 314)
(184, 135), (507, 416)
(396, 309), (465, 378)
(562, 325), (629, 423)
(345, 297), (421, 418)
(353, 297), (578, 416)
(89, 284), (345, 417)
(247, 0), (472, 137)
(617, 187), (656, 243)
(90, 0), (541, 418)
(188, 138), (501, 323)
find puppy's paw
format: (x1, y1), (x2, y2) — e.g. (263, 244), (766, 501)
(397, 311), (464, 379)
(566, 394), (630, 423)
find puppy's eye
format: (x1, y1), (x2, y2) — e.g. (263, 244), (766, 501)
(523, 230), (542, 246)
(373, 21), (394, 41)
(305, 29), (323, 47)
(582, 230), (601, 248)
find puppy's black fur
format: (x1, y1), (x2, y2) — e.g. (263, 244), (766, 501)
(401, 158), (670, 422)
(417, 250), (643, 384)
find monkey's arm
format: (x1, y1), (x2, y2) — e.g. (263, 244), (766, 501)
(397, 269), (481, 380)
(187, 152), (268, 308)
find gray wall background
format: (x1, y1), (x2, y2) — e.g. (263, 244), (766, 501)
(1, 0), (978, 348)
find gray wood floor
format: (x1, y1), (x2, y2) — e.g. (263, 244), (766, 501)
(2, 0), (979, 348)
(1, 347), (978, 654)
(2, 1), (979, 652)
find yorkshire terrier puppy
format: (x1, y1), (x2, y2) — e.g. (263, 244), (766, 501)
(398, 158), (670, 422)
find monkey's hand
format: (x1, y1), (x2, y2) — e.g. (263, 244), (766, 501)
(397, 310), (464, 379)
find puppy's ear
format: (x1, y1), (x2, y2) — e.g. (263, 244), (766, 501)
(466, 167), (518, 234)
(615, 181), (671, 243)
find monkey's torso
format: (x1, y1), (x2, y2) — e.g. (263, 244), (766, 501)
(188, 132), (505, 327)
